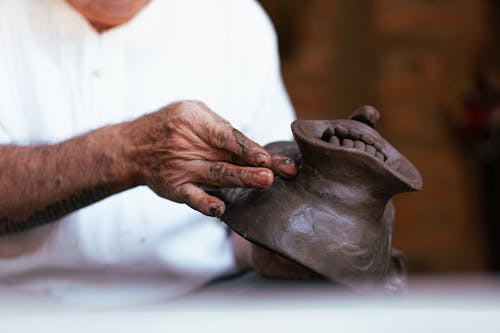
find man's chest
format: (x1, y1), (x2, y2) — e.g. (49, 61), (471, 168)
(0, 31), (240, 144)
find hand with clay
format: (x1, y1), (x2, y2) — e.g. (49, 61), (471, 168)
(0, 100), (296, 234)
(124, 100), (297, 217)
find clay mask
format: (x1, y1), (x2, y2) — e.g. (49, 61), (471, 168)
(214, 106), (422, 292)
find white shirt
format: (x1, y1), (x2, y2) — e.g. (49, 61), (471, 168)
(0, 0), (294, 307)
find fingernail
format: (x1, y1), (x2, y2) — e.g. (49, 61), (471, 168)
(209, 202), (224, 217)
(253, 170), (273, 187)
(279, 159), (297, 177)
(281, 158), (295, 166)
(255, 152), (270, 167)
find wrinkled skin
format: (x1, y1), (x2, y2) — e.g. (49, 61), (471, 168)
(61, 0), (305, 276)
(210, 106), (422, 292)
(124, 100), (297, 217)
(125, 100), (302, 275)
(0, 99), (298, 235)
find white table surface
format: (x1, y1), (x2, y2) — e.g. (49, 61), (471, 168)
(1, 272), (499, 333)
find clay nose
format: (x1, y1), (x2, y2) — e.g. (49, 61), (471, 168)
(349, 105), (380, 128)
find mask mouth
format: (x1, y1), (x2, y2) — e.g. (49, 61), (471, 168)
(292, 119), (423, 192)
(320, 121), (389, 163)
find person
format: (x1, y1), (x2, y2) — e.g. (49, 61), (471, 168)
(0, 0), (297, 307)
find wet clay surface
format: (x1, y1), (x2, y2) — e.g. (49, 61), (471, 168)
(212, 106), (422, 292)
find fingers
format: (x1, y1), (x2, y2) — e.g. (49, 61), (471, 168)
(190, 102), (273, 167)
(166, 159), (276, 217)
(198, 121), (298, 179)
(197, 161), (274, 188)
(187, 102), (298, 176)
(198, 120), (273, 168)
(270, 152), (297, 178)
(172, 183), (226, 217)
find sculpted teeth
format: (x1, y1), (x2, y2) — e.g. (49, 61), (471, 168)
(354, 140), (365, 150)
(335, 125), (349, 138)
(350, 131), (361, 140)
(329, 135), (340, 146)
(342, 138), (354, 148)
(375, 151), (385, 162)
(361, 134), (374, 146)
(322, 127), (335, 140)
(321, 126), (388, 162)
(365, 145), (376, 156)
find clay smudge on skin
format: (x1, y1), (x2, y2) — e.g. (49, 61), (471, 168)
(232, 129), (249, 156)
(208, 162), (242, 182)
(0, 185), (110, 235)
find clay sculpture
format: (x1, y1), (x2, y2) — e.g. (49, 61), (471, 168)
(213, 106), (422, 292)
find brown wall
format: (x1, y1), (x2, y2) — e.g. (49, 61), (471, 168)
(260, 0), (495, 272)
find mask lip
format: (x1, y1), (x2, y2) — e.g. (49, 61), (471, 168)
(292, 119), (423, 192)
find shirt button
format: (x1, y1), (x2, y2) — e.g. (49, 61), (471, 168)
(92, 69), (100, 78)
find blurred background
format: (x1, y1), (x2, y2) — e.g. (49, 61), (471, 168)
(258, 0), (500, 274)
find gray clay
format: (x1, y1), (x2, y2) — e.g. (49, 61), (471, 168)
(213, 106), (422, 292)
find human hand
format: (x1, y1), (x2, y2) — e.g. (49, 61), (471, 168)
(230, 231), (319, 279)
(123, 100), (297, 217)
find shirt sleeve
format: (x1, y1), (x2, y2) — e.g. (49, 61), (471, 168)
(0, 122), (11, 143)
(234, 0), (296, 145)
(246, 47), (296, 145)
(0, 7), (11, 144)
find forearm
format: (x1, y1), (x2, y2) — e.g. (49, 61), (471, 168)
(0, 100), (297, 235)
(0, 123), (138, 235)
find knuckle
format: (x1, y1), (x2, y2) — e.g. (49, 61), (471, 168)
(174, 186), (189, 202)
(211, 125), (232, 149)
(225, 167), (242, 182)
(163, 101), (188, 120)
(192, 99), (206, 108)
(178, 99), (196, 110)
(208, 162), (226, 180)
(208, 162), (244, 184)
(232, 128), (250, 156)
(172, 184), (195, 204)
(177, 100), (206, 114)
(168, 100), (198, 121)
